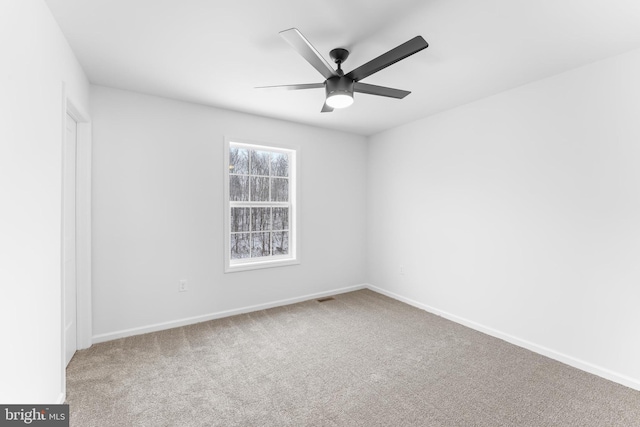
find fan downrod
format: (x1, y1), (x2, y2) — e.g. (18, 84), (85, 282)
(330, 48), (349, 75)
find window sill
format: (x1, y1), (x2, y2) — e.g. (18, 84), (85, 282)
(225, 258), (300, 273)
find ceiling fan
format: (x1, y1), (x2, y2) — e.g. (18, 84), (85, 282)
(258, 28), (429, 112)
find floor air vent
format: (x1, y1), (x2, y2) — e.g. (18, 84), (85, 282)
(317, 297), (335, 303)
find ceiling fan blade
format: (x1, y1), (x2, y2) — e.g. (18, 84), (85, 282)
(346, 36), (428, 82)
(321, 102), (334, 113)
(354, 82), (410, 99)
(256, 83), (325, 90)
(280, 28), (337, 80)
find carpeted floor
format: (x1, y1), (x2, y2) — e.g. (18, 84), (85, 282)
(66, 289), (640, 426)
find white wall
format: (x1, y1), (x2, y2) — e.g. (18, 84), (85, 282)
(90, 86), (367, 340)
(367, 48), (640, 390)
(0, 0), (90, 403)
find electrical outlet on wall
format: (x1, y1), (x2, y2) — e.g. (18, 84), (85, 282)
(178, 279), (188, 292)
(400, 265), (405, 276)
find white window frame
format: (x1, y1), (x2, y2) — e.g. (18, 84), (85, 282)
(223, 137), (299, 273)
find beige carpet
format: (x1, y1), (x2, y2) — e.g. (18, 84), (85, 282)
(67, 289), (640, 426)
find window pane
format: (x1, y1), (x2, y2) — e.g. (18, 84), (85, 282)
(272, 231), (289, 255)
(230, 207), (250, 232)
(271, 178), (288, 202)
(251, 177), (269, 201)
(229, 147), (249, 175)
(250, 150), (270, 176)
(272, 207), (289, 231)
(251, 232), (271, 257)
(230, 233), (250, 259)
(230, 175), (249, 201)
(227, 143), (295, 269)
(251, 207), (271, 231)
(271, 152), (289, 177)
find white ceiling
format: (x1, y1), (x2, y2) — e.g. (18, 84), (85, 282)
(46, 0), (640, 136)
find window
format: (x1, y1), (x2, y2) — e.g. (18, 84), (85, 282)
(224, 139), (298, 272)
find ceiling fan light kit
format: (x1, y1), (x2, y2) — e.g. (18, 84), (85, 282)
(325, 77), (354, 109)
(257, 28), (428, 113)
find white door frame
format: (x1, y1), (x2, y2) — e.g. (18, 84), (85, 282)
(63, 112), (78, 367)
(61, 85), (92, 401)
(65, 98), (92, 351)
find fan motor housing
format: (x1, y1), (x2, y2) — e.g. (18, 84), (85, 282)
(325, 76), (354, 97)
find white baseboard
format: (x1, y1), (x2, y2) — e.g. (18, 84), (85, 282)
(366, 284), (640, 392)
(89, 281), (639, 391)
(92, 284), (366, 344)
